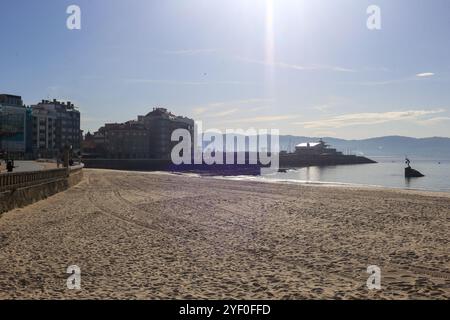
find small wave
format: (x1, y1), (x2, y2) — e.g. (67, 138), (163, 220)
(212, 174), (449, 193)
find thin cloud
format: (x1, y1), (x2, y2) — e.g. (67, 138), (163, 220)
(236, 56), (356, 73)
(226, 115), (300, 124)
(312, 104), (332, 112)
(341, 78), (412, 86)
(208, 98), (272, 108)
(417, 116), (450, 125)
(216, 109), (239, 117)
(209, 108), (240, 118)
(416, 72), (434, 77)
(193, 107), (208, 115)
(342, 73), (437, 86)
(296, 109), (445, 129)
(162, 48), (218, 55)
(122, 78), (255, 86)
(308, 96), (354, 113)
(192, 98), (273, 117)
(249, 106), (268, 112)
(124, 78), (206, 85)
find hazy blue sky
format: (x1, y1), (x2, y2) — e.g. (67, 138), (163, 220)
(1, 0), (449, 138)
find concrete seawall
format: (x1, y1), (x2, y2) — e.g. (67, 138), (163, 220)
(82, 159), (263, 176)
(0, 165), (83, 215)
(83, 159), (170, 171)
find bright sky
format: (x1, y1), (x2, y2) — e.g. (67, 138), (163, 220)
(1, 0), (449, 138)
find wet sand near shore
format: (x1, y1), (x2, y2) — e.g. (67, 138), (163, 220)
(0, 169), (449, 299)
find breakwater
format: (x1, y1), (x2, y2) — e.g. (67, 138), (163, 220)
(82, 159), (262, 176)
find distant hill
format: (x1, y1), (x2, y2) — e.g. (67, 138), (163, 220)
(199, 134), (450, 159)
(279, 136), (450, 159)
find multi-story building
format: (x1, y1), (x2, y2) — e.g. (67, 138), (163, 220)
(0, 94), (28, 157)
(88, 108), (194, 159)
(1, 95), (82, 159)
(101, 121), (150, 159)
(30, 104), (57, 158)
(31, 99), (81, 157)
(137, 108), (194, 159)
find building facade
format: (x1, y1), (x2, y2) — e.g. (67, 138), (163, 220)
(30, 104), (57, 158)
(0, 94), (28, 157)
(31, 99), (81, 157)
(87, 108), (194, 160)
(137, 108), (194, 159)
(102, 121), (150, 159)
(1, 95), (82, 159)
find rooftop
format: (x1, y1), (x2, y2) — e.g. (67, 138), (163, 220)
(0, 94), (24, 107)
(296, 142), (322, 148)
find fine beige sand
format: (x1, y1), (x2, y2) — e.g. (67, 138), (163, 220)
(0, 169), (449, 299)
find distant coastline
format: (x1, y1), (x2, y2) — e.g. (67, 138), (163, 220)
(278, 135), (450, 159)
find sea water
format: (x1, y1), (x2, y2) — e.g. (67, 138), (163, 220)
(258, 157), (450, 192)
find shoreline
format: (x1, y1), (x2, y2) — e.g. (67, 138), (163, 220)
(88, 168), (450, 197)
(212, 174), (450, 197)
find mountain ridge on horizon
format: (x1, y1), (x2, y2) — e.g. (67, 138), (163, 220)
(278, 135), (450, 158)
(199, 134), (450, 158)
(281, 134), (450, 141)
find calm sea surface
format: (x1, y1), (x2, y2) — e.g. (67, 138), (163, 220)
(242, 157), (450, 192)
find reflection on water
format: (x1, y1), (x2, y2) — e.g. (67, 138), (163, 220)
(263, 157), (450, 192)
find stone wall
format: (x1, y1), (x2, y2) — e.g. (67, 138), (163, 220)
(83, 159), (170, 171)
(0, 165), (83, 215)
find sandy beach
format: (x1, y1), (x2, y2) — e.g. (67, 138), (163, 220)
(0, 169), (449, 299)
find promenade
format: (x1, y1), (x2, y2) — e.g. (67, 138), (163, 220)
(0, 169), (449, 299)
(0, 160), (57, 174)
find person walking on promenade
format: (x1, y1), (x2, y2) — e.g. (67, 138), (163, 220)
(6, 160), (14, 173)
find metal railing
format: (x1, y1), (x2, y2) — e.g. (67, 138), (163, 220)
(0, 164), (83, 192)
